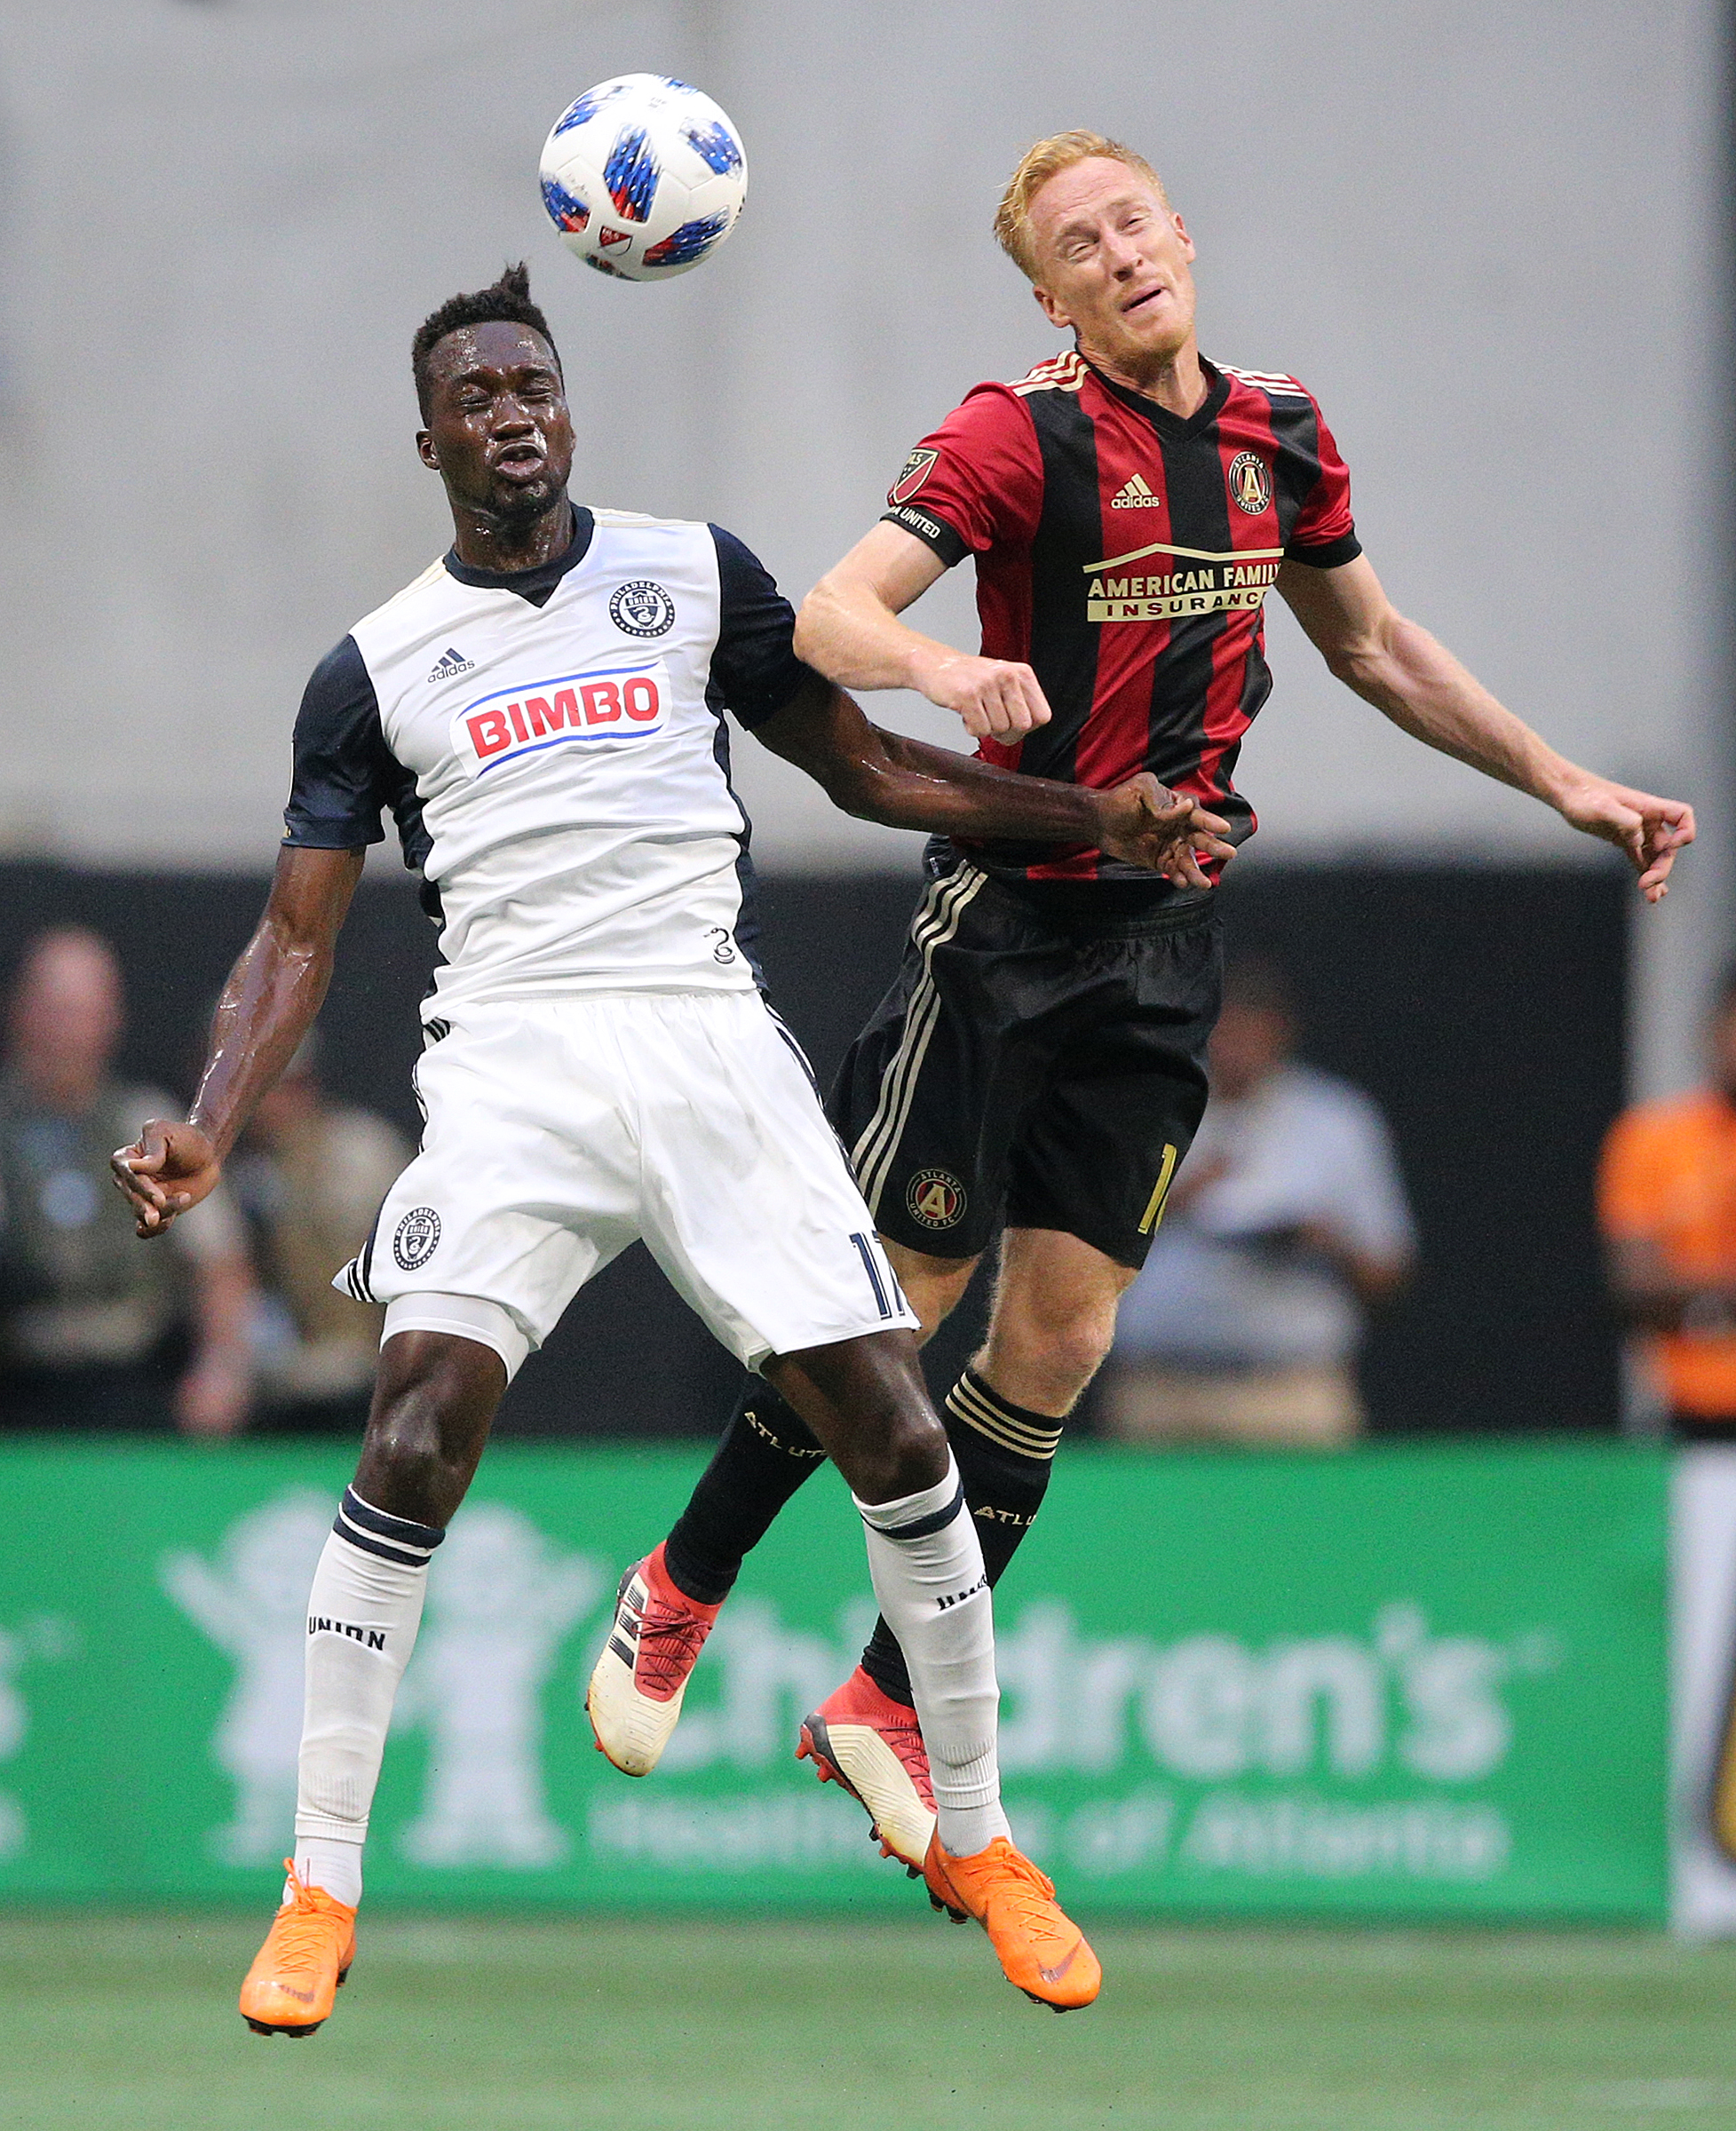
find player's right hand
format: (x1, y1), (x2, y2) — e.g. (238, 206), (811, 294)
(110, 1120), (221, 1240)
(916, 650), (1053, 741)
(1096, 775), (1237, 887)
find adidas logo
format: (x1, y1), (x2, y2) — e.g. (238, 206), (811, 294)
(1111, 474), (1163, 509)
(427, 646), (475, 683)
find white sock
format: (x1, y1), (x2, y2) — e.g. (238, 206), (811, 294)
(293, 1486), (444, 1907)
(290, 1836), (362, 1909)
(853, 1454), (1010, 1858)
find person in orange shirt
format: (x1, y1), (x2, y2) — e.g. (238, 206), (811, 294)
(1600, 976), (1736, 1435)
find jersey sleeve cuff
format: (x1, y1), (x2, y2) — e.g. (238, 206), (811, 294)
(880, 504), (970, 569)
(281, 820), (384, 850)
(1284, 529), (1362, 570)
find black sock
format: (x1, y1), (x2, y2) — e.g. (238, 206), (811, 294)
(860, 1365), (1063, 1707)
(662, 1377), (826, 1604)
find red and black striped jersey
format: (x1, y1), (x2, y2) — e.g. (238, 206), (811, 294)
(882, 349), (1359, 889)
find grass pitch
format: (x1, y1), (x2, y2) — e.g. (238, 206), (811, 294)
(4, 1912), (1736, 2131)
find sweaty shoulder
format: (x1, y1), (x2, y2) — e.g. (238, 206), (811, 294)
(879, 363), (1056, 566)
(1218, 363), (1361, 569)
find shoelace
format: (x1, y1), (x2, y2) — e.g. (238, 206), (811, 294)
(974, 1847), (1070, 1938)
(634, 1599), (715, 1695)
(884, 1719), (936, 1799)
(266, 1863), (345, 1977)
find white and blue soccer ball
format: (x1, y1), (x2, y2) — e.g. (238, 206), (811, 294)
(539, 75), (748, 282)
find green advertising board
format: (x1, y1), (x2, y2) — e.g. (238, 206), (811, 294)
(0, 1439), (1667, 1920)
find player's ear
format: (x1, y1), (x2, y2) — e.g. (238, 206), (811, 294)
(1171, 210), (1195, 262)
(1033, 281), (1072, 332)
(416, 430), (439, 471)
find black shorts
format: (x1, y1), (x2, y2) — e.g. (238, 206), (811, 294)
(828, 859), (1221, 1269)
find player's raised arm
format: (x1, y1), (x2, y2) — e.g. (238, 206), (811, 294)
(111, 846), (363, 1237)
(797, 519), (1051, 743)
(1277, 551), (1695, 903)
(752, 669), (1233, 887)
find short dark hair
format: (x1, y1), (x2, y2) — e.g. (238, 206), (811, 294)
(411, 262), (560, 419)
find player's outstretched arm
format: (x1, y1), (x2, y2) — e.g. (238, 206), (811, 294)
(1279, 554), (1694, 903)
(110, 846), (365, 1239)
(754, 670), (1234, 887)
(796, 521), (1052, 741)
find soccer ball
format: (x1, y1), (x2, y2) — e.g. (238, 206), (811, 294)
(538, 75), (748, 282)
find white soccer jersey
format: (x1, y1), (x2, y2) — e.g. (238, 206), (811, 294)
(282, 508), (807, 1008)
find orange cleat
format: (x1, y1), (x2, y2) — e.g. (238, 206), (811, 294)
(797, 1667), (936, 1874)
(238, 1864), (358, 2038)
(923, 1830), (1101, 2012)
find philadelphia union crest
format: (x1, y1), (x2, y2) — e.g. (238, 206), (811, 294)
(907, 1168), (966, 1232)
(609, 581), (676, 637)
(392, 1207), (441, 1271)
(1228, 452), (1273, 515)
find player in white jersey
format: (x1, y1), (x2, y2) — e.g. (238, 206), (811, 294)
(112, 265), (1231, 2032)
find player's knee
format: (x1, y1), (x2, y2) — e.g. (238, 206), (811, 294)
(356, 1335), (499, 1526)
(862, 1403), (951, 1504)
(992, 1303), (1116, 1406)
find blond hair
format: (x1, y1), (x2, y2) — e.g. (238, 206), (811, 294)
(993, 131), (1167, 281)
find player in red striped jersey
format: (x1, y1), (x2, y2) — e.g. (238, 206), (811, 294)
(588, 131), (1693, 1874)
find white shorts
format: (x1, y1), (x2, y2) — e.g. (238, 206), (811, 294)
(335, 991), (916, 1380)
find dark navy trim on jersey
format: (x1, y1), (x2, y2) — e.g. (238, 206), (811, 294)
(880, 502), (971, 568)
(281, 635), (430, 873)
(442, 505), (596, 606)
(706, 524), (810, 728)
(1286, 530), (1362, 569)
(704, 672), (767, 989)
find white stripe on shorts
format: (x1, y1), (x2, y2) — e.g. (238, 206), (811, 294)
(851, 864), (987, 1220)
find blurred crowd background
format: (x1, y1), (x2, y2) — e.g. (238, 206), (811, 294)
(0, 0), (1726, 1448)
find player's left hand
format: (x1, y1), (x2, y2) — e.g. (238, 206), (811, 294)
(1095, 775), (1237, 888)
(1554, 777), (1695, 903)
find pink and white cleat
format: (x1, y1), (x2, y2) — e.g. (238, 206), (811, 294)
(586, 1543), (723, 1777)
(797, 1665), (937, 1873)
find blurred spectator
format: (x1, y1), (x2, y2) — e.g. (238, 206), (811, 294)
(0, 928), (253, 1433)
(1599, 970), (1736, 1439)
(228, 1034), (408, 1434)
(1102, 957), (1415, 1447)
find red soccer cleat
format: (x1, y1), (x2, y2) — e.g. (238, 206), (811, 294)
(586, 1543), (723, 1776)
(797, 1665), (937, 1873)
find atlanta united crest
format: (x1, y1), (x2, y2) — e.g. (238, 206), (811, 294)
(907, 1168), (966, 1231)
(1228, 452), (1273, 515)
(392, 1207), (441, 1271)
(889, 448), (939, 505)
(609, 581), (676, 637)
